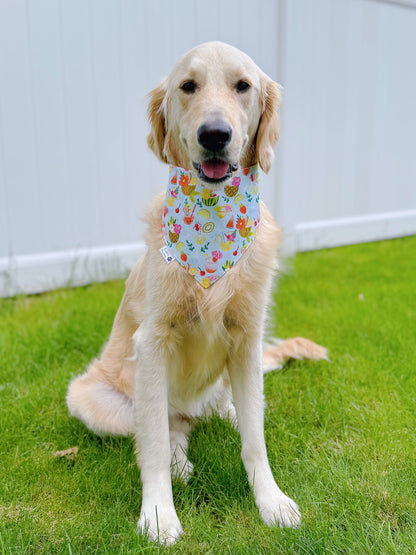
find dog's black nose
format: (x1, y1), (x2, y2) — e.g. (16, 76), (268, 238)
(197, 121), (232, 152)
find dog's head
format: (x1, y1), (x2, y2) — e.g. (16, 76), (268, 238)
(147, 42), (281, 185)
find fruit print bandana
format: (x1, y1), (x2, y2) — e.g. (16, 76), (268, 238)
(162, 164), (261, 288)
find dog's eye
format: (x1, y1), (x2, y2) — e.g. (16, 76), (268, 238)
(180, 80), (197, 94)
(236, 80), (250, 93)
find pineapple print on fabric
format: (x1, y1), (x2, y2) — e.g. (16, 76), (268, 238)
(162, 164), (261, 288)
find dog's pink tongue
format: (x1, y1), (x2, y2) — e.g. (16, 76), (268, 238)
(201, 160), (229, 179)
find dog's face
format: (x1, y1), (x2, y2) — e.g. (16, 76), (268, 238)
(148, 42), (281, 185)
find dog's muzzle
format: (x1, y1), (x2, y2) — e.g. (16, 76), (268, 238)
(194, 120), (236, 183)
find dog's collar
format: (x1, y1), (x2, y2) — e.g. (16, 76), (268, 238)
(161, 164), (261, 288)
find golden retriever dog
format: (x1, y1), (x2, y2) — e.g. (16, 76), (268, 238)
(66, 42), (327, 544)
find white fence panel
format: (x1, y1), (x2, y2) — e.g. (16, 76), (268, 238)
(0, 0), (281, 296)
(275, 0), (416, 251)
(0, 0), (415, 297)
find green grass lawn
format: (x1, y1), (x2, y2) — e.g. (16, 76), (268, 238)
(1, 236), (416, 554)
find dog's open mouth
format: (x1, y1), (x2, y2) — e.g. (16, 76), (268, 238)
(193, 160), (238, 184)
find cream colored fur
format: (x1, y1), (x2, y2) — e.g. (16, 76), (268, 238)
(66, 42), (327, 545)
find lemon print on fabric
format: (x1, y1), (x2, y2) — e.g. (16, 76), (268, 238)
(198, 208), (210, 219)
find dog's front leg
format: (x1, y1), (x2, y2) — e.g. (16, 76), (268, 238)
(228, 337), (301, 528)
(133, 326), (182, 545)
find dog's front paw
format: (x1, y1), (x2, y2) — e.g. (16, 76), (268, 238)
(258, 494), (301, 528)
(138, 505), (183, 545)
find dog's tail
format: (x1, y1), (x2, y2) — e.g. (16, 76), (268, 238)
(262, 337), (329, 374)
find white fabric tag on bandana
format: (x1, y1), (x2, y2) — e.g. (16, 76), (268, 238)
(161, 164), (260, 288)
(159, 245), (175, 264)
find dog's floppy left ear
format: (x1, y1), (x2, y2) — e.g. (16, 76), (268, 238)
(147, 80), (168, 162)
(255, 78), (282, 174)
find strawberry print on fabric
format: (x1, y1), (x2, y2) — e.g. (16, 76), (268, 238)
(162, 164), (261, 288)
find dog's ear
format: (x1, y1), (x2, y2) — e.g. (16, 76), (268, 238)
(147, 80), (168, 162)
(255, 78), (282, 174)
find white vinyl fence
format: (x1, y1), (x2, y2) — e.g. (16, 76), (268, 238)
(1, 0), (415, 297)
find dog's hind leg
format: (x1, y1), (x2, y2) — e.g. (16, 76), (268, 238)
(169, 415), (194, 483)
(67, 263), (145, 436)
(67, 361), (135, 436)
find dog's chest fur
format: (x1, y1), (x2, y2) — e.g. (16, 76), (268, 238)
(161, 288), (234, 369)
(141, 194), (281, 414)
